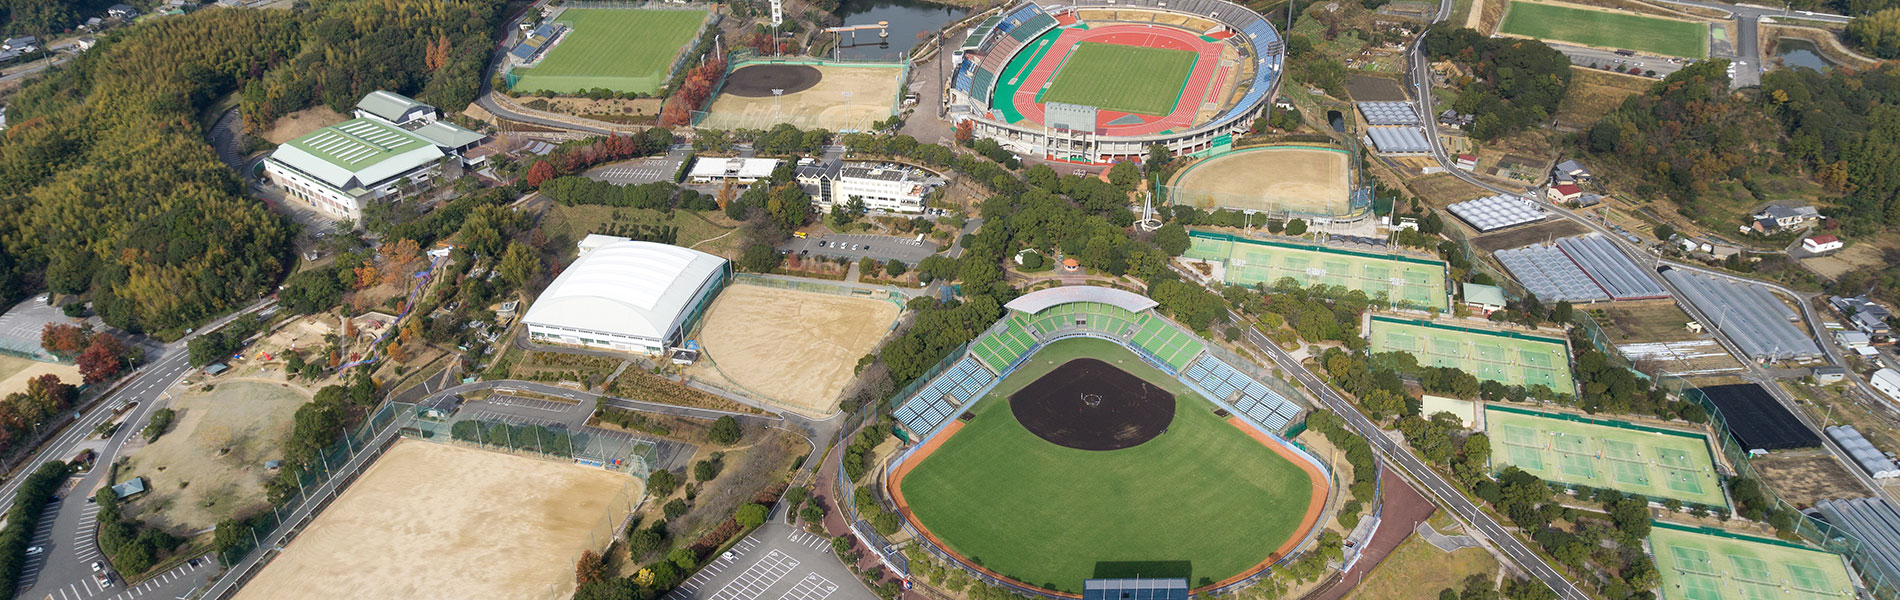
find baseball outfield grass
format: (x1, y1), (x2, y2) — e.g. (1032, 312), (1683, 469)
(511, 8), (707, 94)
(1499, 0), (1708, 59)
(895, 338), (1316, 593)
(1039, 42), (1196, 116)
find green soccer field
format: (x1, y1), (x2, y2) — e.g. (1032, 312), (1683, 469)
(1486, 405), (1727, 507)
(1367, 316), (1574, 392)
(1649, 522), (1855, 600)
(511, 8), (707, 94)
(898, 338), (1316, 593)
(1039, 42), (1196, 116)
(1499, 0), (1708, 58)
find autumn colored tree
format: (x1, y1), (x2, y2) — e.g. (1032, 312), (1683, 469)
(954, 120), (974, 143)
(386, 342), (410, 364)
(378, 238), (424, 287)
(40, 323), (91, 358)
(76, 334), (127, 385)
(425, 35), (452, 71)
(354, 263), (381, 289)
(575, 550), (605, 586)
(526, 160), (557, 187)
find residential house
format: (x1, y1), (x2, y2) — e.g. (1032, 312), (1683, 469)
(1750, 205), (1821, 233)
(107, 4), (139, 19)
(1574, 193), (1604, 208)
(1813, 366), (1846, 384)
(1803, 235), (1843, 253)
(1, 36), (38, 52)
(74, 37), (97, 51)
(1454, 154), (1477, 171)
(1553, 159), (1594, 182)
(1545, 184), (1583, 204)
(1830, 295), (1893, 340)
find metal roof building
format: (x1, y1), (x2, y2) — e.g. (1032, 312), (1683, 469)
(1495, 243), (1609, 303)
(353, 90), (437, 126)
(1364, 126), (1432, 154)
(1815, 497), (1900, 587)
(1356, 101), (1420, 126)
(1660, 268), (1822, 361)
(1554, 234), (1669, 300)
(1826, 425), (1900, 479)
(262, 117), (451, 221)
(1447, 194), (1547, 232)
(687, 157), (781, 182)
(523, 241), (732, 355)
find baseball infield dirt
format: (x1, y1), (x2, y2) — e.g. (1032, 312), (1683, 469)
(1009, 358), (1176, 451)
(233, 441), (639, 600)
(691, 283), (898, 415)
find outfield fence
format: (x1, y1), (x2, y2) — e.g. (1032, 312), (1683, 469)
(1660, 374), (1900, 600)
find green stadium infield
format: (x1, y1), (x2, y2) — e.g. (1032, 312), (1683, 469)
(887, 338), (1327, 596)
(1498, 0), (1709, 59)
(511, 8), (708, 94)
(1038, 42), (1196, 116)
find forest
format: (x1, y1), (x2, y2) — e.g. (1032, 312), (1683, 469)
(0, 1), (507, 334)
(0, 0), (117, 37)
(1421, 26), (1572, 140)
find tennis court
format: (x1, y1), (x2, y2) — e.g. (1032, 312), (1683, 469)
(1368, 316), (1574, 392)
(1649, 522), (1854, 600)
(1186, 231), (1447, 310)
(1486, 405), (1727, 507)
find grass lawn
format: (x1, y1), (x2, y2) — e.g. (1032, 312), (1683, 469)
(899, 338), (1314, 593)
(1345, 536), (1499, 600)
(1499, 1), (1708, 58)
(541, 204), (741, 259)
(1039, 42), (1196, 116)
(512, 8), (707, 94)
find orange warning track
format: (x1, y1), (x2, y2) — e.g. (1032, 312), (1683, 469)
(885, 417), (1332, 596)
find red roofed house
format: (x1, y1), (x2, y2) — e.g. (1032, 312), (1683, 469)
(1545, 184), (1583, 204)
(1803, 235), (1843, 254)
(1454, 154), (1478, 171)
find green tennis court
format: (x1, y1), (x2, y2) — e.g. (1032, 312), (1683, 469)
(1650, 522), (1854, 600)
(1039, 42), (1196, 116)
(1485, 405), (1726, 507)
(1367, 316), (1574, 392)
(1186, 231), (1448, 310)
(510, 8), (708, 94)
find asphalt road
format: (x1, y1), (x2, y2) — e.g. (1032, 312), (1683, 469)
(3, 301), (273, 600)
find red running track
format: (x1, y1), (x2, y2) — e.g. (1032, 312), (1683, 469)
(1002, 23), (1223, 137)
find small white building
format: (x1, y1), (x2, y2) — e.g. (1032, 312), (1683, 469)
(687, 157), (780, 184)
(1837, 330), (1872, 349)
(1803, 234), (1843, 254)
(1873, 368), (1900, 403)
(833, 164), (930, 213)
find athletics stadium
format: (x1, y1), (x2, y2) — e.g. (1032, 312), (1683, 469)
(945, 0), (1285, 164)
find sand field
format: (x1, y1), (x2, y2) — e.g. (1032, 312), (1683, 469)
(691, 283), (898, 415)
(234, 441), (638, 600)
(124, 379), (313, 532)
(0, 358), (81, 397)
(700, 64), (902, 132)
(1170, 147), (1353, 216)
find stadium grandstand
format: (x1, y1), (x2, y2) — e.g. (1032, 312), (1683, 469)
(523, 239), (732, 355)
(945, 0), (1285, 163)
(892, 287), (1303, 439)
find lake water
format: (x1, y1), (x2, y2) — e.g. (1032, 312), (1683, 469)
(830, 0), (972, 61)
(1774, 39), (1832, 73)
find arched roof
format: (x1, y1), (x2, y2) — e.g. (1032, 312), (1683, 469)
(1003, 286), (1158, 315)
(522, 241), (728, 341)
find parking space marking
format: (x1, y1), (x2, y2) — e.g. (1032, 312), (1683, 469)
(706, 549), (798, 600)
(487, 395), (573, 413)
(777, 573), (839, 600)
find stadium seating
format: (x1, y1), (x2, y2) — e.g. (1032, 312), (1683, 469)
(952, 61), (975, 94)
(970, 316), (1037, 373)
(1009, 13), (1058, 42)
(1183, 354), (1300, 431)
(969, 68), (999, 107)
(1129, 314), (1205, 371)
(893, 355), (999, 435)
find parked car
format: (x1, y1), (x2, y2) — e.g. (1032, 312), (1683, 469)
(25, 546), (42, 556)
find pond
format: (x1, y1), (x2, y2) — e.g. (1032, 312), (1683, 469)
(830, 0), (972, 61)
(1773, 38), (1832, 73)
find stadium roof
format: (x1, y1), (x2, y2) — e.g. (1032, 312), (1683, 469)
(1365, 126), (1431, 153)
(270, 118), (446, 192)
(355, 90), (432, 123)
(523, 241), (729, 341)
(1005, 286), (1157, 315)
(1447, 194), (1547, 232)
(1356, 101), (1420, 126)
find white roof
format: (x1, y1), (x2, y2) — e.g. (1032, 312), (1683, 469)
(523, 241), (729, 341)
(689, 157), (780, 179)
(1004, 286), (1157, 314)
(1877, 369), (1900, 390)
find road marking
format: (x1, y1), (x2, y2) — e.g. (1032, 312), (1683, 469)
(777, 573), (838, 600)
(706, 550), (798, 600)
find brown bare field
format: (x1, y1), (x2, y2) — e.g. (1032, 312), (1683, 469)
(690, 283), (899, 415)
(124, 379), (312, 533)
(235, 441), (639, 600)
(1346, 535), (1499, 600)
(1172, 147), (1352, 214)
(260, 107), (348, 144)
(1802, 242), (1888, 280)
(0, 359), (81, 398)
(1556, 67), (1652, 128)
(1406, 173), (1489, 208)
(1751, 449), (1867, 507)
(1589, 301), (1697, 342)
(1471, 219), (1589, 252)
(701, 65), (901, 132)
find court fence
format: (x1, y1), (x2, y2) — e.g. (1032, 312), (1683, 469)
(731, 273), (908, 308)
(0, 338), (58, 363)
(1659, 374), (1900, 600)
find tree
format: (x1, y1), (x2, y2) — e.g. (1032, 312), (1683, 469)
(40, 323), (90, 358)
(694, 457), (723, 482)
(1153, 223), (1190, 256)
(663, 498), (689, 519)
(526, 160), (558, 187)
(77, 334), (127, 384)
(1553, 300), (1573, 324)
(648, 469), (679, 497)
(626, 527), (663, 559)
(498, 242), (542, 291)
(575, 550), (606, 585)
(736, 503), (767, 528)
(859, 256), (881, 278)
(738, 244), (781, 273)
(1285, 218), (1309, 236)
(666, 547), (696, 570)
(884, 259), (908, 277)
(708, 416), (741, 445)
(1848, 8), (1900, 59)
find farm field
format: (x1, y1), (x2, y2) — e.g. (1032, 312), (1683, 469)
(511, 8), (708, 94)
(1499, 0), (1708, 58)
(1039, 42), (1196, 116)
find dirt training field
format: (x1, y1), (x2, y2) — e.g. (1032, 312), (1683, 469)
(691, 283), (898, 415)
(0, 357), (80, 398)
(124, 379), (313, 533)
(699, 64), (902, 132)
(235, 441), (638, 600)
(1171, 147), (1352, 216)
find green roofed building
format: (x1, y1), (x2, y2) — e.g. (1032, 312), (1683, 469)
(263, 91), (487, 223)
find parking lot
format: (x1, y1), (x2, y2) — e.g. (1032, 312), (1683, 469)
(0, 297), (80, 359)
(780, 233), (940, 266)
(18, 495), (215, 600)
(459, 394), (591, 429)
(667, 523), (870, 600)
(586, 146), (690, 186)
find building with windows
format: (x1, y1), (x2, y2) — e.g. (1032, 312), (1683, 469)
(263, 92), (485, 222)
(831, 164), (931, 212)
(523, 240), (731, 355)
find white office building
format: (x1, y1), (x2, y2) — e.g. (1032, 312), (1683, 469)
(831, 164), (929, 213)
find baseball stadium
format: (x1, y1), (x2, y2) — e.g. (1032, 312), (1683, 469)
(883, 287), (1332, 597)
(946, 0), (1285, 164)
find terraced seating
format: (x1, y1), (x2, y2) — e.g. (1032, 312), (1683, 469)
(893, 355), (998, 435)
(1010, 13), (1058, 41)
(952, 61), (975, 93)
(1129, 314), (1205, 371)
(970, 68), (998, 106)
(970, 316), (1037, 373)
(1183, 354), (1300, 431)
